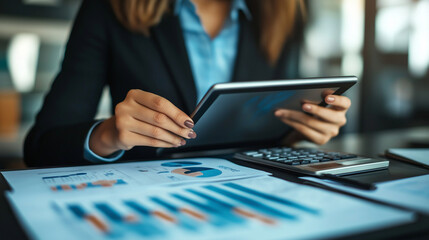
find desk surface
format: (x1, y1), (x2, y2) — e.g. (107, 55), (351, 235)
(1, 127), (429, 240)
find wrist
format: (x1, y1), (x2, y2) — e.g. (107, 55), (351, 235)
(89, 117), (121, 156)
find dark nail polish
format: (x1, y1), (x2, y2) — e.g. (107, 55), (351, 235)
(303, 104), (312, 111)
(180, 139), (186, 146)
(188, 131), (197, 139)
(184, 120), (194, 128)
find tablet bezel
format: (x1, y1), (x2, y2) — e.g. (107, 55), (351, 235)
(166, 76), (357, 154)
(191, 76), (357, 123)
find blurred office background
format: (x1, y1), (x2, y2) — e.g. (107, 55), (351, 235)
(0, 0), (428, 168)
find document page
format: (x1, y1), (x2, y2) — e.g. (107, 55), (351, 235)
(2, 158), (269, 194)
(6, 176), (414, 240)
(2, 159), (416, 240)
(301, 174), (429, 214)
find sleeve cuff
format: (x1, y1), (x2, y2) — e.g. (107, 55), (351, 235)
(84, 121), (124, 163)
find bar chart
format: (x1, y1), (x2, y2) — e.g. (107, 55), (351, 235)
(5, 161), (415, 240)
(56, 181), (320, 239)
(160, 161), (202, 167)
(40, 170), (129, 191)
(50, 179), (127, 191)
(171, 167), (222, 178)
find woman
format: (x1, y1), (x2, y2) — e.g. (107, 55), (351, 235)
(24, 0), (351, 167)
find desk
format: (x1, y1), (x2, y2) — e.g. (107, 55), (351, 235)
(1, 127), (429, 240)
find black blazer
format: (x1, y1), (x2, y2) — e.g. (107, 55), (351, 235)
(24, 0), (302, 167)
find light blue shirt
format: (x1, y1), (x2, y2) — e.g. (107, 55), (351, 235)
(176, 0), (251, 101)
(84, 0), (251, 163)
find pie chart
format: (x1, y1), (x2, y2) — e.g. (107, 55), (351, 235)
(171, 167), (222, 178)
(161, 161), (202, 167)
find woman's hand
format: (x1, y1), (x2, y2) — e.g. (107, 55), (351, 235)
(274, 94), (351, 145)
(89, 89), (196, 157)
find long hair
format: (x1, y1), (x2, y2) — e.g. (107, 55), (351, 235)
(110, 0), (304, 64)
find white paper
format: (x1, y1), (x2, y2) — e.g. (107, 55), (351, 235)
(301, 174), (429, 214)
(6, 176), (414, 240)
(2, 158), (269, 195)
(388, 148), (429, 166)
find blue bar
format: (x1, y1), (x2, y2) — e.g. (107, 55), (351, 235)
(42, 173), (87, 179)
(204, 185), (296, 220)
(171, 193), (237, 227)
(94, 203), (123, 222)
(186, 189), (247, 223)
(171, 194), (217, 214)
(123, 200), (165, 236)
(150, 197), (199, 231)
(172, 193), (244, 224)
(68, 204), (86, 218)
(116, 179), (127, 185)
(223, 183), (319, 215)
(150, 197), (178, 212)
(123, 201), (150, 216)
(87, 182), (98, 188)
(186, 189), (234, 209)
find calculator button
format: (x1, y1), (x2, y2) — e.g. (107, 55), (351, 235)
(244, 151), (258, 156)
(264, 157), (279, 161)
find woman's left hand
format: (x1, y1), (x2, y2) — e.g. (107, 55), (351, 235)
(274, 94), (351, 145)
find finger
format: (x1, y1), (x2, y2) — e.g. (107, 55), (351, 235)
(279, 118), (330, 145)
(124, 118), (187, 147)
(128, 89), (194, 128)
(321, 89), (335, 99)
(325, 95), (351, 110)
(301, 104), (347, 126)
(129, 102), (196, 139)
(300, 89), (338, 106)
(275, 109), (339, 136)
(300, 98), (319, 105)
(117, 131), (177, 149)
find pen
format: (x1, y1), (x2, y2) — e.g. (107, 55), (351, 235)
(317, 174), (377, 191)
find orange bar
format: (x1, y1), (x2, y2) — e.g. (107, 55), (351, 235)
(61, 185), (72, 191)
(50, 186), (57, 191)
(233, 208), (276, 225)
(92, 180), (116, 187)
(85, 215), (110, 233)
(180, 208), (207, 221)
(123, 214), (139, 223)
(76, 183), (87, 190)
(152, 211), (176, 223)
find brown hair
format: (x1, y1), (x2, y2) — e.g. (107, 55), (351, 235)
(110, 0), (304, 64)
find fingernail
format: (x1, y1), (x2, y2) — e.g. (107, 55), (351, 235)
(184, 120), (194, 128)
(274, 110), (282, 117)
(303, 104), (312, 111)
(180, 139), (186, 146)
(326, 96), (335, 103)
(188, 130), (197, 139)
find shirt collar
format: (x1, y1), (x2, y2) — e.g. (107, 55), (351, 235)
(174, 0), (252, 21)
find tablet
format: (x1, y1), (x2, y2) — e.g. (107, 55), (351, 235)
(181, 76), (356, 151)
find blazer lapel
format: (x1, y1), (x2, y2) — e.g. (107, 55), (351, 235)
(151, 14), (197, 114)
(232, 14), (274, 82)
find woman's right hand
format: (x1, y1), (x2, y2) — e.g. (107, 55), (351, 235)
(89, 89), (197, 157)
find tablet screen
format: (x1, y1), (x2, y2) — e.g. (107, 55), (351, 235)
(186, 87), (340, 147)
